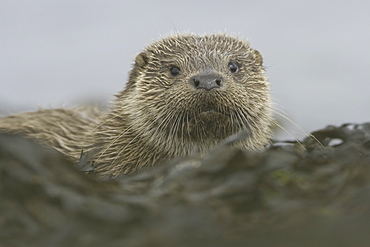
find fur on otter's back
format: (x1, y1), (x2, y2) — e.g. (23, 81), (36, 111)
(0, 34), (272, 177)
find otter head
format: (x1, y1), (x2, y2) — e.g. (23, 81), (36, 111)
(119, 34), (272, 155)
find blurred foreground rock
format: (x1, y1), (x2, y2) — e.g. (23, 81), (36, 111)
(1, 123), (370, 247)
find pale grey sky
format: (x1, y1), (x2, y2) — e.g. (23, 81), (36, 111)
(1, 0), (369, 139)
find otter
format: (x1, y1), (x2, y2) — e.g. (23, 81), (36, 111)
(0, 34), (272, 177)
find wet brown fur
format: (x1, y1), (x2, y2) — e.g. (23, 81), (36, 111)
(0, 34), (272, 177)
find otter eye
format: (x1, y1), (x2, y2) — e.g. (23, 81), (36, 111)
(228, 61), (239, 73)
(170, 66), (180, 76)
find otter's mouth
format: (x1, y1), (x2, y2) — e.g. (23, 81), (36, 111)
(190, 108), (230, 119)
(199, 109), (227, 115)
(185, 108), (234, 141)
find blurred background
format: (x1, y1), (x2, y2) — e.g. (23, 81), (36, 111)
(1, 0), (369, 139)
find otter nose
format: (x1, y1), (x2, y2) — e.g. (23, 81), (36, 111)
(190, 71), (223, 91)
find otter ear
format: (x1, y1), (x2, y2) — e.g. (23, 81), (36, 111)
(254, 50), (263, 66)
(135, 51), (150, 68)
(126, 51), (151, 89)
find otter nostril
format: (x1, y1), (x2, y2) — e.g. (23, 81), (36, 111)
(193, 79), (200, 88)
(215, 79), (222, 86)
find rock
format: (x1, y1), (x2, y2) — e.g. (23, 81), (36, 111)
(1, 123), (370, 247)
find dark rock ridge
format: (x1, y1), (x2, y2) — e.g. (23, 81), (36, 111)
(1, 123), (370, 247)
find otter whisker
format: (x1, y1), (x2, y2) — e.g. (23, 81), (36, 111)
(271, 108), (324, 149)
